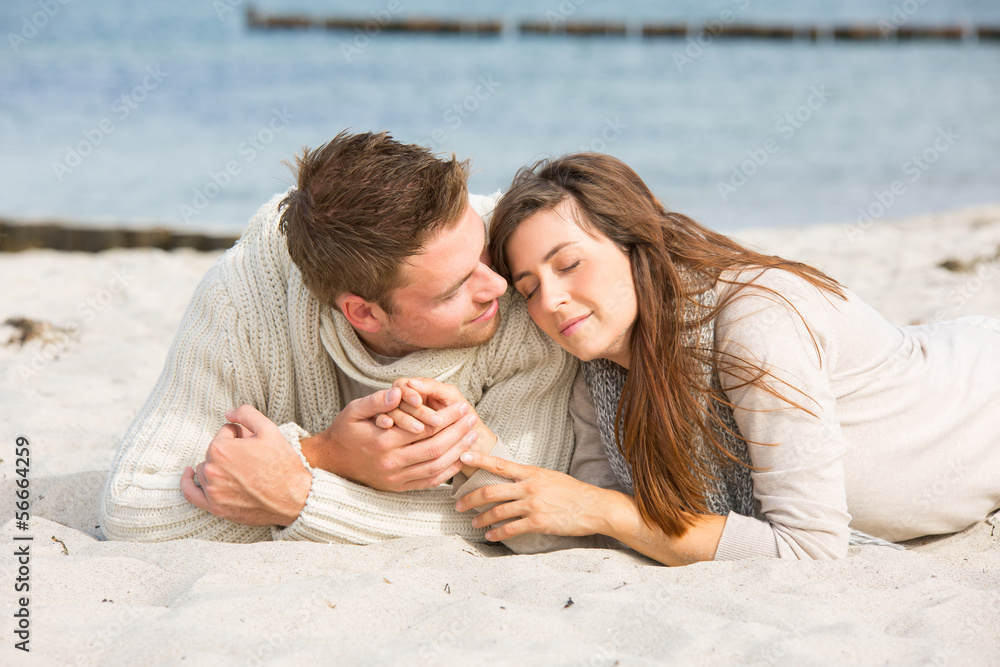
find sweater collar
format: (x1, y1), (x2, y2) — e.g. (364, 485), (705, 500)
(318, 306), (477, 388)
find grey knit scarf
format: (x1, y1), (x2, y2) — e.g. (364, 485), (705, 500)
(583, 283), (757, 517)
(583, 280), (901, 550)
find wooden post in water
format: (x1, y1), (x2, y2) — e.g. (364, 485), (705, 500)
(244, 8), (1000, 43)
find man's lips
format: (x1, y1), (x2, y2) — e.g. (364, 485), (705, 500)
(470, 299), (499, 324)
(559, 314), (590, 336)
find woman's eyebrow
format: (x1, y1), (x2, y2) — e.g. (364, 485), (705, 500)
(512, 242), (575, 283)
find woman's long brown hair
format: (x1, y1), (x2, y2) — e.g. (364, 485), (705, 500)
(489, 153), (845, 538)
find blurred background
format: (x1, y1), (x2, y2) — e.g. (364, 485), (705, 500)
(2, 0), (998, 233)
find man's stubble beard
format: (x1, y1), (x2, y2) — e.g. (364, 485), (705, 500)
(383, 312), (502, 353)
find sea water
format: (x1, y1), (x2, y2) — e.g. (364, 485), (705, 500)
(2, 0), (999, 232)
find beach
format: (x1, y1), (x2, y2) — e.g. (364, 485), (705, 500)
(2, 203), (999, 666)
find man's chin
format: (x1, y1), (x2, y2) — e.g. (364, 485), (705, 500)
(456, 313), (501, 349)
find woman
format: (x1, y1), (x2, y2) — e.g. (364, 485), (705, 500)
(455, 153), (1000, 564)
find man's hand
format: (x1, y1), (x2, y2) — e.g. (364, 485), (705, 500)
(181, 405), (312, 527)
(383, 378), (499, 478)
(299, 387), (480, 492)
(373, 384), (444, 435)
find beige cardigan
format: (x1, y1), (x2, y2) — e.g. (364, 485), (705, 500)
(712, 268), (1000, 559)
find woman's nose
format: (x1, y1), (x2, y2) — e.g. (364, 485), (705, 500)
(539, 279), (569, 313)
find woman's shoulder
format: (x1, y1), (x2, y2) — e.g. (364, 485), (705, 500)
(718, 266), (825, 296)
(716, 266), (838, 316)
(712, 266), (857, 351)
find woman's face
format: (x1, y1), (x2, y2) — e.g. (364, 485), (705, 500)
(505, 199), (637, 368)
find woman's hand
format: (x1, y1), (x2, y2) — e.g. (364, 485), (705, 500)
(455, 451), (618, 541)
(458, 451), (729, 565)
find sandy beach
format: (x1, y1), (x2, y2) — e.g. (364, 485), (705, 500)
(2, 203), (999, 666)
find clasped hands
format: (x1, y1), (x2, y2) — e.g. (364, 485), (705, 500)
(179, 376), (618, 543)
(180, 378), (496, 527)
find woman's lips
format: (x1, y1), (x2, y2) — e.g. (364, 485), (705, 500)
(559, 314), (590, 337)
(470, 299), (499, 324)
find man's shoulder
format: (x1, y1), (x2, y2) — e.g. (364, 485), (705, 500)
(206, 190), (293, 277)
(490, 290), (530, 342)
(470, 190), (503, 224)
(194, 190), (301, 314)
(231, 189), (294, 255)
(480, 290), (571, 367)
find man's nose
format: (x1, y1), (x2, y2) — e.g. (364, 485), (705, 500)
(475, 263), (507, 301)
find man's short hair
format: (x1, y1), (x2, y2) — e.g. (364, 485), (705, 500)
(279, 131), (470, 314)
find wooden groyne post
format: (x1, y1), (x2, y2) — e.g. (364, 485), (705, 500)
(245, 8), (999, 42)
(0, 219), (238, 253)
(247, 8), (502, 35)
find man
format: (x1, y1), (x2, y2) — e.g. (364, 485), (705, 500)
(100, 131), (615, 547)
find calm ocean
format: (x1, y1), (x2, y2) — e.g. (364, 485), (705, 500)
(2, 0), (999, 233)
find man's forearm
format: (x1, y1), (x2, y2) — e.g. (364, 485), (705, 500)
(299, 431), (334, 472)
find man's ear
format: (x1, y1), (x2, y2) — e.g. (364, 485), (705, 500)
(336, 294), (386, 334)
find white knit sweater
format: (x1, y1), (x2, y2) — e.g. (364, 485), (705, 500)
(100, 192), (578, 544)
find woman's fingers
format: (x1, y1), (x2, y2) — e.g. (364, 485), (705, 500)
(455, 491), (532, 541)
(482, 517), (531, 542)
(458, 451), (532, 482)
(457, 460), (610, 539)
(471, 498), (526, 528)
(456, 481), (523, 512)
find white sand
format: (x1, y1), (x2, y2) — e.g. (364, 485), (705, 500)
(1, 204), (999, 665)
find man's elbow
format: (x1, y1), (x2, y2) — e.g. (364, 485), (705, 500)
(98, 488), (146, 542)
(98, 481), (176, 543)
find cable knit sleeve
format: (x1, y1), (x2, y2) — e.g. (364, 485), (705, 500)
(270, 424), (498, 544)
(713, 270), (852, 560)
(100, 260), (273, 543)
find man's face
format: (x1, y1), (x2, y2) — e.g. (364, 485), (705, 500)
(375, 203), (508, 356)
